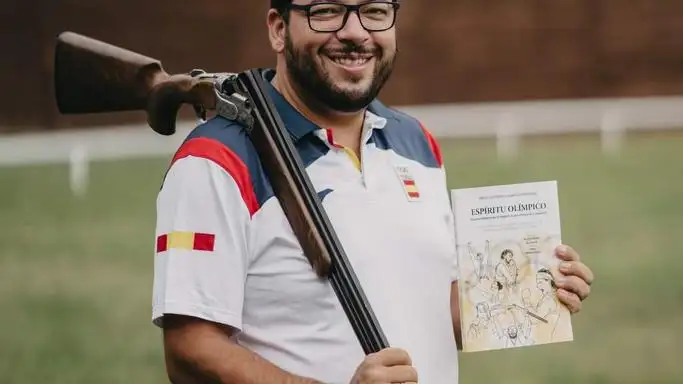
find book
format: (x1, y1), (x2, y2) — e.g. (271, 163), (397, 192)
(451, 180), (573, 353)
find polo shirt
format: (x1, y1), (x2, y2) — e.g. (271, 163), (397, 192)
(152, 69), (460, 383)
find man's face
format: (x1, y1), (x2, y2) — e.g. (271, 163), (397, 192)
(282, 0), (398, 112)
(537, 275), (552, 293)
(507, 326), (517, 339)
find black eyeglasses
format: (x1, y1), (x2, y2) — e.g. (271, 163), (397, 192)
(287, 1), (401, 33)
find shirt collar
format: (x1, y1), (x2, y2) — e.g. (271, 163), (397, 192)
(263, 69), (319, 141)
(262, 69), (388, 141)
(365, 109), (388, 130)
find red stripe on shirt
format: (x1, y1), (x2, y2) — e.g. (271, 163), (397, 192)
(156, 234), (168, 253)
(171, 137), (260, 216)
(418, 121), (443, 167)
(193, 233), (216, 251)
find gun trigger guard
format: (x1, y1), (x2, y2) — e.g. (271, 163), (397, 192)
(193, 105), (207, 122)
(188, 69), (212, 122)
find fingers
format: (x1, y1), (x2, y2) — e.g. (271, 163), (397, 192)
(356, 365), (418, 384)
(554, 275), (591, 301)
(555, 244), (580, 262)
(556, 243), (595, 288)
(557, 288), (582, 313)
(559, 260), (594, 286)
(357, 348), (418, 383)
(382, 365), (418, 383)
(370, 347), (412, 366)
(552, 244), (593, 315)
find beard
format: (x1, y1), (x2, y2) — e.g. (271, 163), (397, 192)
(283, 30), (396, 113)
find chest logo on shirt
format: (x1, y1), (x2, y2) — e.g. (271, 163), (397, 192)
(394, 165), (421, 202)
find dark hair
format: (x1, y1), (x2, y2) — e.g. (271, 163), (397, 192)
(271, 0), (400, 23)
(272, 0), (400, 12)
(271, 0), (292, 12)
(270, 0), (292, 22)
(537, 268), (557, 288)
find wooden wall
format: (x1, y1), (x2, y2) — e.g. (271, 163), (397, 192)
(2, 0), (683, 133)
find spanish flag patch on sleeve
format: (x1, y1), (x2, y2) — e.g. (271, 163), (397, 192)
(156, 231), (216, 253)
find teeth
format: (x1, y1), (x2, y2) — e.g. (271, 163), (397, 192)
(330, 56), (370, 66)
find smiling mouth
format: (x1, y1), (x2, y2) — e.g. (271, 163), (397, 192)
(325, 53), (373, 67)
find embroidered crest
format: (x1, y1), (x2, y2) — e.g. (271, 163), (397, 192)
(394, 165), (421, 201)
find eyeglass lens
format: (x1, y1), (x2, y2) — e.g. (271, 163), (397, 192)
(308, 2), (396, 32)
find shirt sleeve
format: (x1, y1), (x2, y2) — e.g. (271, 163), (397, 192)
(446, 206), (460, 282)
(152, 154), (252, 331)
(441, 163), (459, 282)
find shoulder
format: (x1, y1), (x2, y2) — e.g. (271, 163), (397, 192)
(177, 116), (258, 168)
(368, 100), (443, 169)
(163, 116), (273, 215)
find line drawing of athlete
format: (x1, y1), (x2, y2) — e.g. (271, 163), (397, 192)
(502, 325), (522, 348)
(466, 302), (501, 341)
(462, 240), (569, 350)
(530, 268), (561, 339)
(494, 248), (520, 299)
(519, 288), (535, 343)
(466, 240), (493, 284)
(490, 282), (551, 348)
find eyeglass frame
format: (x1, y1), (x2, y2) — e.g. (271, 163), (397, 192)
(283, 1), (402, 33)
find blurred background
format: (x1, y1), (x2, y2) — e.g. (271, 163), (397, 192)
(1, 1), (682, 383)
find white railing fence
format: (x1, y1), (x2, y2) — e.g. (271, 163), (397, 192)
(1, 95), (682, 196)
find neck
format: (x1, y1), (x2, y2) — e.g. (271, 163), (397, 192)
(271, 69), (366, 141)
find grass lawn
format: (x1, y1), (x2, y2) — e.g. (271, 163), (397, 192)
(0, 131), (681, 383)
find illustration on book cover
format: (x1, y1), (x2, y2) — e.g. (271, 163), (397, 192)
(451, 181), (573, 353)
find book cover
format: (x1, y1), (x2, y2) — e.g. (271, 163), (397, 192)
(451, 180), (573, 353)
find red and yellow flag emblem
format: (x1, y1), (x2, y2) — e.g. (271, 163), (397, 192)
(394, 165), (421, 201)
(156, 231), (215, 253)
(403, 178), (420, 199)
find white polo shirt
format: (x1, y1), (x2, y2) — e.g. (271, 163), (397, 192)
(152, 69), (460, 383)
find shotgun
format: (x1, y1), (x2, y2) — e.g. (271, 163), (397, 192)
(53, 31), (389, 355)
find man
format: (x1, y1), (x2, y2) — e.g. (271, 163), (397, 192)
(466, 302), (500, 342)
(533, 268), (563, 337)
(151, 1), (595, 383)
(494, 248), (520, 297)
(467, 240), (491, 283)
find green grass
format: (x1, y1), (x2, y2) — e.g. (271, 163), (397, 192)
(1, 132), (682, 383)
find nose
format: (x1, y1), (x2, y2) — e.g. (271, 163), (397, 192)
(336, 10), (371, 43)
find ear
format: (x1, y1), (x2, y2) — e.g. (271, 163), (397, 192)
(267, 9), (287, 53)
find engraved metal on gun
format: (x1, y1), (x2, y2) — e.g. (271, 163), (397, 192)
(188, 69), (254, 131)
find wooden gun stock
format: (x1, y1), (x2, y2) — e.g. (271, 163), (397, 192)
(53, 32), (389, 355)
(54, 31), (215, 135)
